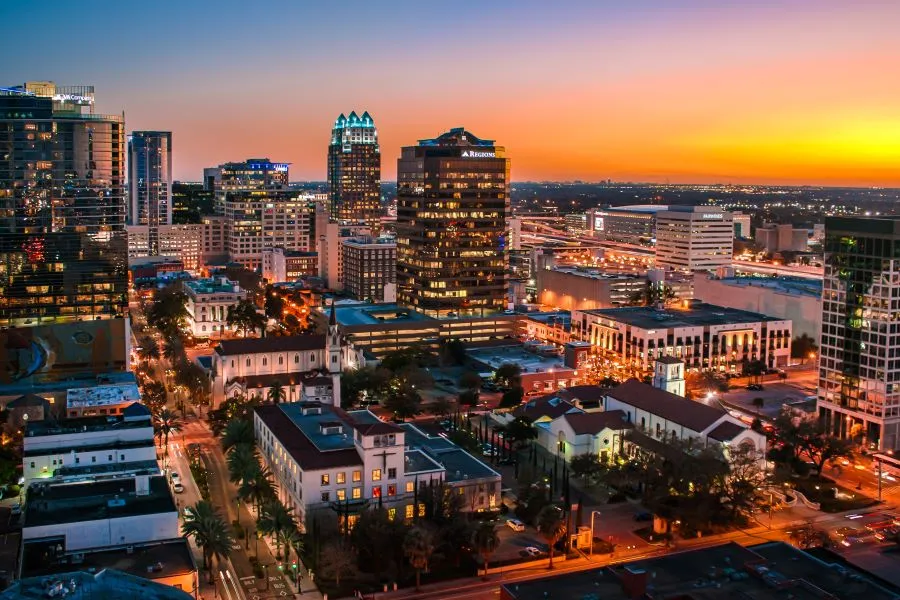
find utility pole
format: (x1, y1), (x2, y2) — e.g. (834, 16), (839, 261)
(878, 457), (883, 502)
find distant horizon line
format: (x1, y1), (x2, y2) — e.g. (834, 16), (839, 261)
(171, 179), (900, 191)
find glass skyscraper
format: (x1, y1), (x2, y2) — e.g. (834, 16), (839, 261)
(128, 131), (172, 255)
(0, 82), (129, 389)
(327, 111), (381, 228)
(396, 128), (510, 318)
(817, 216), (900, 450)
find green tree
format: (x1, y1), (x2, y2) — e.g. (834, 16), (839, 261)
(137, 339), (161, 363)
(403, 526), (436, 591)
(536, 506), (567, 569)
(227, 299), (267, 338)
(142, 381), (168, 415)
(221, 418), (255, 452)
(383, 383), (422, 420)
(569, 453), (606, 485)
(752, 397), (765, 415)
(459, 371), (483, 391)
(721, 444), (767, 520)
(227, 444), (260, 488)
(258, 499), (299, 561)
(458, 389), (479, 407)
(264, 287), (285, 319)
(499, 386), (524, 408)
(429, 396), (454, 417)
(504, 416), (538, 450)
(182, 501), (233, 584)
(318, 541), (358, 588)
(791, 333), (818, 363)
(146, 286), (189, 339)
(341, 367), (391, 409)
(439, 338), (468, 366)
(351, 507), (408, 580)
(240, 466), (277, 515)
(163, 338), (186, 364)
(267, 380), (286, 404)
(472, 523), (500, 579)
(494, 363), (522, 389)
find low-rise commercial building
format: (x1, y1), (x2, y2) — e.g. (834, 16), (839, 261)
(589, 205), (668, 244)
(3, 568), (195, 600)
(467, 344), (578, 394)
(262, 248), (319, 283)
(66, 382), (142, 418)
(183, 277), (248, 339)
(254, 402), (500, 529)
(755, 222), (809, 253)
(573, 301), (792, 374)
(694, 270), (821, 340)
(518, 311), (572, 346)
(23, 403), (156, 484)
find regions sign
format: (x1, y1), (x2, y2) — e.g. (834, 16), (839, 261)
(460, 150), (495, 158)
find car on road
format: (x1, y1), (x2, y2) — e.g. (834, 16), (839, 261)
(506, 518), (526, 532)
(875, 526), (899, 541)
(170, 471), (181, 485)
(523, 546), (542, 557)
(879, 471), (898, 482)
(746, 384), (764, 391)
(173, 483), (185, 494)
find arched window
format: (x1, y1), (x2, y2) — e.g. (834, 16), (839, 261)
(294, 354), (300, 364)
(279, 356), (283, 365)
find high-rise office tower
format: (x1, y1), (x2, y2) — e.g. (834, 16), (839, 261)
(655, 206), (734, 271)
(327, 111), (381, 228)
(128, 131), (172, 255)
(396, 128), (510, 318)
(0, 82), (129, 386)
(817, 216), (900, 450)
(213, 158), (290, 212)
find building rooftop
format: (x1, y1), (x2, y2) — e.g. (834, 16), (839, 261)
(24, 476), (176, 527)
(563, 410), (632, 436)
(417, 127), (494, 147)
(184, 277), (242, 295)
(215, 334), (325, 356)
(522, 310), (572, 330)
(704, 275), (823, 298)
(500, 541), (900, 600)
(400, 424), (499, 483)
(25, 414), (152, 439)
(584, 302), (787, 330)
(7, 393), (50, 409)
(514, 395), (580, 423)
(255, 403), (363, 471)
(467, 344), (569, 376)
(67, 383), (141, 408)
(602, 204), (670, 214)
(1, 569), (193, 600)
(403, 448), (444, 475)
(607, 379), (729, 433)
(342, 236), (397, 248)
(22, 538), (195, 584)
(328, 303), (437, 327)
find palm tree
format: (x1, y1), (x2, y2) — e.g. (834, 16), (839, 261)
(163, 338), (185, 363)
(221, 419), (255, 452)
(227, 443), (260, 488)
(472, 523), (499, 579)
(137, 339), (161, 363)
(155, 408), (182, 454)
(536, 506), (567, 569)
(267, 380), (286, 404)
(240, 466), (277, 515)
(403, 526), (435, 591)
(257, 500), (297, 560)
(182, 501), (233, 584)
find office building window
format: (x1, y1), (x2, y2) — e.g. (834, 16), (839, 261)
(321, 474), (330, 486)
(372, 469), (382, 481)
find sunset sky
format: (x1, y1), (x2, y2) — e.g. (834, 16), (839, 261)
(3, 0), (899, 185)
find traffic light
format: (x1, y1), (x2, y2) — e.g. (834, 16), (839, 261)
(277, 564), (284, 571)
(291, 562), (297, 571)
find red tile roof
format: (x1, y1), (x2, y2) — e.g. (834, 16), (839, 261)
(254, 405), (362, 471)
(606, 379), (726, 433)
(563, 410), (633, 436)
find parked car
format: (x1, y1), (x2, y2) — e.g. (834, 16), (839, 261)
(746, 384), (764, 391)
(170, 471), (181, 485)
(523, 546), (542, 557)
(173, 483), (185, 494)
(506, 518), (526, 532)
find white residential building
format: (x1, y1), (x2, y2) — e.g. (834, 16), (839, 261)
(23, 403), (156, 485)
(254, 402), (500, 529)
(183, 277), (248, 339)
(655, 206), (734, 272)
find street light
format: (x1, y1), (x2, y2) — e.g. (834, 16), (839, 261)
(589, 511), (602, 558)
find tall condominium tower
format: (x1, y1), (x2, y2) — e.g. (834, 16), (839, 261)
(817, 216), (900, 450)
(655, 206), (734, 272)
(0, 82), (129, 387)
(396, 128), (510, 318)
(128, 131), (172, 255)
(327, 111), (381, 228)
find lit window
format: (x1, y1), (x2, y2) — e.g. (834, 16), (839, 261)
(388, 508), (396, 521)
(321, 474), (330, 486)
(405, 505), (414, 519)
(405, 481), (414, 493)
(352, 487), (361, 499)
(418, 503), (426, 517)
(336, 472), (346, 484)
(353, 470), (362, 482)
(388, 484), (396, 497)
(372, 469), (382, 481)
(372, 486), (382, 498)
(336, 489), (346, 501)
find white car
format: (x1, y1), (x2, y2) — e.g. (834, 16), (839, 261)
(506, 519), (526, 532)
(170, 472), (181, 485)
(523, 546), (542, 557)
(173, 483), (185, 494)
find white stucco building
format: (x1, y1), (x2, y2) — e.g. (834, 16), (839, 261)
(183, 277), (248, 339)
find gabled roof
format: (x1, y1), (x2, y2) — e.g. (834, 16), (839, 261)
(122, 402), (151, 418)
(707, 420), (747, 442)
(563, 410), (633, 436)
(514, 395), (579, 423)
(7, 393), (49, 409)
(606, 379), (726, 433)
(215, 334), (325, 356)
(559, 385), (608, 405)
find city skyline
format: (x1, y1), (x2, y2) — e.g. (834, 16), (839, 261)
(3, 1), (899, 186)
